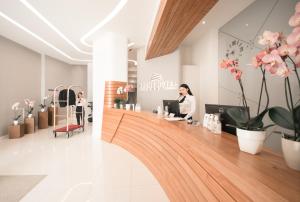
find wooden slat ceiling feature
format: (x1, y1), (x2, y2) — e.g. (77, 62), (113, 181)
(146, 0), (218, 60)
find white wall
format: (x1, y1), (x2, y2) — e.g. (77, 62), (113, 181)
(0, 35), (87, 136)
(191, 29), (219, 122)
(0, 35), (41, 136)
(137, 48), (181, 111)
(45, 56), (87, 96)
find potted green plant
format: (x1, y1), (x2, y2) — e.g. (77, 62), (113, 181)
(219, 59), (272, 154)
(114, 98), (125, 109)
(264, 3), (300, 170)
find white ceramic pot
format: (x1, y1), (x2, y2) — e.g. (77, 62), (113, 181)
(41, 108), (45, 112)
(28, 114), (32, 118)
(282, 137), (300, 171)
(13, 120), (18, 125)
(236, 128), (266, 155)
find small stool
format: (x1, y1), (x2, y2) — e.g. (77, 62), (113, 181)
(38, 111), (48, 129)
(25, 117), (35, 134)
(8, 124), (25, 139)
(48, 107), (58, 126)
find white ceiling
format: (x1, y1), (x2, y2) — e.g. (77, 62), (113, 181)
(0, 0), (160, 64)
(0, 0), (254, 65)
(183, 0), (255, 45)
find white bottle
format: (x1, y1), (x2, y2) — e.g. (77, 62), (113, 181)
(207, 114), (214, 131)
(213, 116), (222, 134)
(164, 106), (169, 117)
(203, 113), (209, 128)
(157, 106), (162, 115)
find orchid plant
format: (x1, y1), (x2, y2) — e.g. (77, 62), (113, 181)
(11, 102), (22, 121)
(39, 95), (49, 110)
(220, 2), (300, 138)
(115, 84), (134, 104)
(254, 3), (300, 142)
(24, 99), (35, 116)
(219, 58), (271, 131)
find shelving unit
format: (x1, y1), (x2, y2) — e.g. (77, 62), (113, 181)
(128, 49), (138, 104)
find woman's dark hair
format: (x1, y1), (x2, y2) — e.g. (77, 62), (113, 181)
(77, 92), (83, 98)
(179, 84), (193, 95)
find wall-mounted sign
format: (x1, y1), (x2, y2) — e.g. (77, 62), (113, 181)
(139, 73), (178, 92)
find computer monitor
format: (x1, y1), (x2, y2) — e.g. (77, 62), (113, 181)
(163, 100), (180, 117)
(205, 104), (249, 135)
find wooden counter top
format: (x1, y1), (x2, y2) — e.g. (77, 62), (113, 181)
(102, 108), (300, 202)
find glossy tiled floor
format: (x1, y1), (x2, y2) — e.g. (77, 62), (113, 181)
(0, 123), (169, 202)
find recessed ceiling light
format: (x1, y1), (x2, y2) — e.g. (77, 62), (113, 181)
(0, 11), (91, 63)
(202, 21), (206, 25)
(128, 42), (135, 48)
(80, 0), (128, 47)
(128, 59), (138, 66)
(19, 0), (92, 55)
(245, 23), (249, 27)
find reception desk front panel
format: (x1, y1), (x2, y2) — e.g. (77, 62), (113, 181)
(102, 108), (300, 202)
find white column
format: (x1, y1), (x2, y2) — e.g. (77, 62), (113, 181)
(87, 63), (93, 102)
(41, 54), (46, 103)
(92, 32), (128, 138)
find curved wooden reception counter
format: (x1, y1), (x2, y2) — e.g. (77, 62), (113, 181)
(102, 108), (300, 202)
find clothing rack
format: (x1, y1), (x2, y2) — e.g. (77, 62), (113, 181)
(52, 85), (84, 138)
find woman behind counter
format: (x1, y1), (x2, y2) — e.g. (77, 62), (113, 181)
(177, 84), (196, 120)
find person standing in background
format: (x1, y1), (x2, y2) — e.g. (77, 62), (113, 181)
(76, 92), (86, 126)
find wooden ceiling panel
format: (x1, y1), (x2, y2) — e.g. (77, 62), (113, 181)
(146, 0), (218, 60)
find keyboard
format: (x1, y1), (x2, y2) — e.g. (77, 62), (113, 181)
(164, 117), (185, 121)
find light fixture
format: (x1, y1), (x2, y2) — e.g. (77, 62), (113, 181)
(202, 21), (206, 25)
(80, 0), (128, 47)
(128, 42), (135, 48)
(0, 11), (91, 63)
(128, 59), (138, 66)
(19, 0), (92, 55)
(245, 23), (249, 27)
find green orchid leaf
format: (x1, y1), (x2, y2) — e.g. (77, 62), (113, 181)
(260, 124), (275, 130)
(247, 109), (269, 129)
(269, 107), (294, 130)
(226, 107), (249, 125)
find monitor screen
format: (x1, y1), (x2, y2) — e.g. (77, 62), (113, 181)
(163, 100), (180, 117)
(205, 104), (249, 135)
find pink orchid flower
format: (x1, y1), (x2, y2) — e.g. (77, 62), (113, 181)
(220, 59), (234, 69)
(289, 12), (300, 27)
(219, 60), (228, 68)
(296, 2), (300, 12)
(262, 49), (283, 64)
(233, 70), (242, 80)
(252, 50), (268, 67)
(262, 49), (287, 74)
(264, 64), (278, 74)
(258, 31), (280, 46)
(287, 27), (300, 47)
(295, 54), (300, 65)
(24, 99), (30, 105)
(278, 44), (297, 56)
(276, 66), (291, 78)
(228, 66), (236, 73)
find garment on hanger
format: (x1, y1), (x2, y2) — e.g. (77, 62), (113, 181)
(58, 89), (76, 107)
